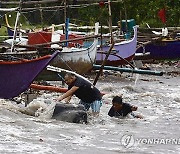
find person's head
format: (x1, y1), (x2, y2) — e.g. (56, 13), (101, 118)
(112, 96), (123, 111)
(64, 73), (76, 85)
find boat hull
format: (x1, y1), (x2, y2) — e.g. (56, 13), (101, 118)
(136, 40), (180, 60)
(0, 51), (59, 99)
(96, 26), (137, 66)
(51, 39), (98, 74)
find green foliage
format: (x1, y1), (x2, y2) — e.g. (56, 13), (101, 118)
(0, 0), (180, 29)
(72, 0), (180, 27)
(0, 27), (7, 42)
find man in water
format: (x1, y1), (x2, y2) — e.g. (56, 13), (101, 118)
(57, 73), (102, 116)
(108, 96), (143, 118)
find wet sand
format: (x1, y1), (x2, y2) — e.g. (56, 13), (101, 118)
(0, 62), (179, 154)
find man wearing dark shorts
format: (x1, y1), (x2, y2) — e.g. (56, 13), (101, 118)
(57, 73), (102, 116)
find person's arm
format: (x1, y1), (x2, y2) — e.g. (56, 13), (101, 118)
(64, 95), (72, 103)
(108, 107), (114, 117)
(57, 86), (79, 102)
(130, 112), (143, 119)
(135, 114), (143, 119)
(131, 105), (138, 111)
(130, 106), (143, 119)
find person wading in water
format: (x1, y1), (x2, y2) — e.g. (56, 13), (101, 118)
(57, 73), (102, 117)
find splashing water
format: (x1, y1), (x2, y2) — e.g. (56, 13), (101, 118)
(0, 64), (180, 153)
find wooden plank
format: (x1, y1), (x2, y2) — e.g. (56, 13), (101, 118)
(0, 0), (108, 5)
(0, 0), (60, 5)
(0, 50), (38, 55)
(1, 1), (120, 11)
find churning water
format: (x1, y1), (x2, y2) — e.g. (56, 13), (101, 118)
(0, 63), (180, 154)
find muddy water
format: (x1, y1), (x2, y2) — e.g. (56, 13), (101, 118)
(0, 63), (179, 154)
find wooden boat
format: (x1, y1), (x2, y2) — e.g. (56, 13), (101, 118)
(27, 31), (84, 49)
(96, 26), (138, 66)
(2, 22), (99, 74)
(51, 40), (97, 74)
(136, 38), (180, 60)
(25, 28), (98, 74)
(50, 22), (99, 74)
(0, 51), (59, 99)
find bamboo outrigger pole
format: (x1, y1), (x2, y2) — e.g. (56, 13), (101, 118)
(15, 34), (100, 49)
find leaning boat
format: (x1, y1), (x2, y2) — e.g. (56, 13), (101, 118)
(96, 26), (138, 66)
(0, 51), (59, 99)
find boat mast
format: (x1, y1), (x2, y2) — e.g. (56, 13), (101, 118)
(10, 0), (22, 52)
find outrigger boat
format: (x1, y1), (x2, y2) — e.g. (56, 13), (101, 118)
(96, 26), (138, 66)
(28, 22), (99, 74)
(136, 38), (180, 60)
(0, 51), (59, 99)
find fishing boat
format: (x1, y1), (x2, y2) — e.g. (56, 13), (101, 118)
(46, 22), (99, 74)
(24, 23), (99, 74)
(1, 3), (100, 74)
(52, 40), (98, 74)
(136, 38), (180, 60)
(96, 25), (138, 66)
(0, 51), (59, 99)
(2, 22), (99, 74)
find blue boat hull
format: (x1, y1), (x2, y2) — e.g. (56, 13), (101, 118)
(136, 40), (180, 60)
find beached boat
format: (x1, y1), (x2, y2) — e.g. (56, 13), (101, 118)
(0, 51), (59, 99)
(136, 39), (180, 60)
(2, 6), (98, 74)
(52, 40), (98, 74)
(48, 22), (99, 74)
(2, 22), (99, 74)
(26, 23), (99, 74)
(96, 26), (138, 66)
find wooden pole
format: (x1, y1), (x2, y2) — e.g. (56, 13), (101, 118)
(15, 34), (100, 48)
(1, 0), (60, 5)
(93, 0), (114, 86)
(10, 0), (22, 52)
(5, 1), (120, 11)
(40, 7), (43, 28)
(64, 0), (67, 23)
(1, 0), (118, 5)
(123, 0), (128, 34)
(108, 0), (113, 43)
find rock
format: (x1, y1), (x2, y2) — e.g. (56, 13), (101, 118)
(52, 103), (87, 124)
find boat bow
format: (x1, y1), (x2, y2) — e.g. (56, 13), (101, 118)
(0, 51), (59, 99)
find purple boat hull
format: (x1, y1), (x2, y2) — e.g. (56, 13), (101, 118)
(0, 51), (59, 99)
(136, 40), (180, 59)
(96, 26), (138, 66)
